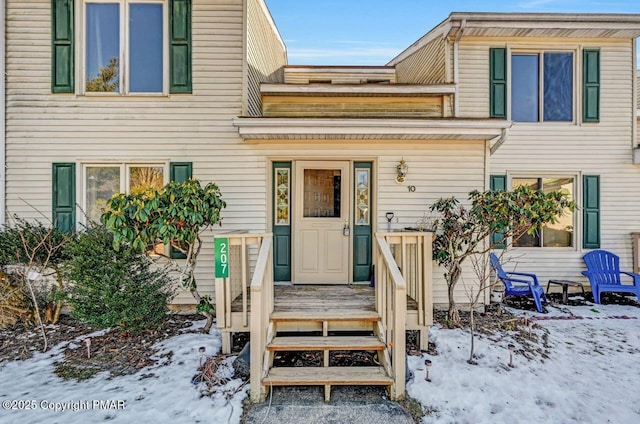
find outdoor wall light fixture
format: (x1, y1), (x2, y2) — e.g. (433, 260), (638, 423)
(396, 159), (408, 183)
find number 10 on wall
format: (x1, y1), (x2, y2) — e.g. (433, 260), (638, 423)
(215, 238), (230, 278)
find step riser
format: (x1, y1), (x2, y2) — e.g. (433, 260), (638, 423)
(275, 321), (375, 333)
(268, 335), (385, 352)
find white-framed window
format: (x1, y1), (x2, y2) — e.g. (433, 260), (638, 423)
(511, 50), (574, 123)
(511, 176), (575, 248)
(81, 0), (168, 95)
(83, 162), (167, 224)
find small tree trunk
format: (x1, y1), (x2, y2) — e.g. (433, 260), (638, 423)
(202, 312), (214, 333)
(24, 276), (48, 352)
(446, 263), (462, 325)
(468, 304), (476, 364)
(53, 269), (64, 324)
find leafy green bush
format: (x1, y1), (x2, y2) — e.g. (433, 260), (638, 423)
(64, 225), (175, 333)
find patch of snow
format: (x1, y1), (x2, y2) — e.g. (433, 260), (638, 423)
(0, 320), (247, 424)
(408, 303), (640, 423)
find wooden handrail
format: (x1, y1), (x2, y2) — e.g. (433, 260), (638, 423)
(375, 235), (407, 400)
(249, 235), (273, 402)
(214, 232), (271, 354)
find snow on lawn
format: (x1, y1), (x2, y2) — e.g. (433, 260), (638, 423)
(408, 302), (640, 424)
(0, 319), (248, 424)
(2, 303), (640, 424)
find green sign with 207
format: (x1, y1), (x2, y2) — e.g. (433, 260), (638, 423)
(215, 238), (230, 278)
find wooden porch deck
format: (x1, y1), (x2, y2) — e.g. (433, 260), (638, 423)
(231, 284), (418, 313)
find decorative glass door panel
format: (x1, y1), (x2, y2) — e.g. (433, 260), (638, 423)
(303, 169), (342, 218)
(353, 163), (373, 281)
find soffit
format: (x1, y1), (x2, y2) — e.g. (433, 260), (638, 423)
(233, 117), (511, 142)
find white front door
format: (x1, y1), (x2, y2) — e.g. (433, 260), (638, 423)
(293, 161), (350, 284)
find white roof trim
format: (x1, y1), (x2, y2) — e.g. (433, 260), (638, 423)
(387, 20), (450, 66)
(233, 117), (511, 141)
(391, 12), (640, 66)
(260, 84), (456, 96)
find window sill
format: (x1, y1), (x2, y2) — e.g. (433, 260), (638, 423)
(81, 92), (171, 98)
(511, 121), (576, 126)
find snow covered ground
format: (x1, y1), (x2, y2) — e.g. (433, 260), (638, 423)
(0, 320), (248, 424)
(1, 302), (639, 424)
(408, 302), (640, 424)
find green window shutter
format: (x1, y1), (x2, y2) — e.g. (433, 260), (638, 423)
(51, 0), (75, 93)
(170, 162), (193, 183)
(583, 49), (600, 123)
(583, 175), (600, 249)
(52, 163), (76, 232)
(490, 175), (507, 248)
(489, 48), (507, 119)
(170, 162), (193, 258)
(169, 0), (192, 94)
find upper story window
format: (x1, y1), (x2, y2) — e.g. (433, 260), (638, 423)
(52, 0), (191, 94)
(511, 52), (574, 122)
(84, 0), (166, 94)
(512, 177), (575, 248)
(490, 47), (600, 123)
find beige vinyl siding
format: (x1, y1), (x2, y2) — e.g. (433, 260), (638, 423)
(454, 38), (640, 283)
(262, 95), (444, 118)
(5, 0), (262, 305)
(253, 140), (487, 308)
(246, 0), (286, 117)
(395, 35), (447, 84)
(637, 74), (640, 109)
(284, 68), (396, 85)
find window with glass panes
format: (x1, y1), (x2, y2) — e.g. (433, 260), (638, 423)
(84, 0), (165, 94)
(84, 164), (165, 223)
(512, 177), (575, 247)
(511, 52), (574, 122)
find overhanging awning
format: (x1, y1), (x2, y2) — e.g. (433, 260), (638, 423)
(233, 117), (512, 143)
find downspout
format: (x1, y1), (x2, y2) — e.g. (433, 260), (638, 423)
(632, 37), (638, 163)
(1, 0), (6, 226)
(241, 0), (248, 116)
(453, 19), (466, 118)
(490, 127), (510, 156)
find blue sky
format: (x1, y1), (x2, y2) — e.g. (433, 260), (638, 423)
(265, 0), (640, 67)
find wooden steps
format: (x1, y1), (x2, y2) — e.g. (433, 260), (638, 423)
(264, 310), (391, 402)
(270, 310), (381, 322)
(265, 366), (392, 386)
(268, 335), (385, 351)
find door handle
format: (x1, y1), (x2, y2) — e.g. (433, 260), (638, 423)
(343, 221), (350, 236)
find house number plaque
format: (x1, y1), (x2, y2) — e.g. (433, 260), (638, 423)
(215, 238), (230, 278)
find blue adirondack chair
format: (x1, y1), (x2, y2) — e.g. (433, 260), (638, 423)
(582, 250), (640, 304)
(490, 253), (548, 313)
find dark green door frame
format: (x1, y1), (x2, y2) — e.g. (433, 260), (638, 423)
(353, 162), (373, 281)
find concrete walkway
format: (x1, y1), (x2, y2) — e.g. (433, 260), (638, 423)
(242, 386), (415, 424)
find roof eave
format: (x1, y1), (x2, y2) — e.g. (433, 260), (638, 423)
(233, 117), (511, 141)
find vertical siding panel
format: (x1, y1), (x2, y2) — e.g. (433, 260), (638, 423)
(394, 36), (447, 84)
(246, 0), (286, 116)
